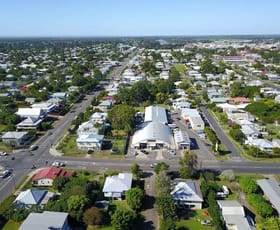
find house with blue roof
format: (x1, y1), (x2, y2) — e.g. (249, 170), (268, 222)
(14, 189), (54, 208)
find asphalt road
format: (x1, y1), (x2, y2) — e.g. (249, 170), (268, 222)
(0, 53), (135, 202)
(200, 105), (243, 160)
(1, 53), (280, 204)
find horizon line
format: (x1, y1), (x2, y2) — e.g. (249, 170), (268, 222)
(0, 33), (280, 39)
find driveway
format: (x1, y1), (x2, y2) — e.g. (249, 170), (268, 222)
(143, 172), (158, 230)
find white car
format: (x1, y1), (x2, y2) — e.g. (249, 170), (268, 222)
(150, 163), (158, 168)
(0, 151), (8, 156)
(0, 170), (11, 178)
(52, 161), (65, 167)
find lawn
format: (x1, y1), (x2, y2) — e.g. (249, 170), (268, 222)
(0, 142), (11, 153)
(266, 123), (280, 139)
(2, 220), (20, 230)
(174, 64), (187, 77)
(176, 209), (214, 230)
(57, 134), (87, 156)
(0, 124), (7, 132)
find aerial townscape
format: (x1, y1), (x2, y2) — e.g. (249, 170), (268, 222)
(1, 1), (280, 230)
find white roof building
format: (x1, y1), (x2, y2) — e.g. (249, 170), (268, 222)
(132, 121), (172, 149)
(16, 108), (46, 120)
(103, 173), (132, 198)
(77, 121), (98, 136)
(241, 125), (260, 139)
(246, 138), (274, 152)
(16, 117), (43, 130)
(19, 211), (70, 230)
(171, 181), (203, 209)
(174, 130), (191, 150)
(76, 133), (104, 150)
(90, 112), (107, 124)
(1, 131), (28, 145)
(257, 178), (280, 215)
(144, 106), (167, 124)
(31, 102), (56, 113)
(217, 200), (253, 230)
(14, 189), (54, 208)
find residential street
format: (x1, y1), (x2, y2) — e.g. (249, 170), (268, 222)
(200, 105), (243, 160)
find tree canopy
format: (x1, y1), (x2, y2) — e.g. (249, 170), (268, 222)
(108, 104), (135, 131)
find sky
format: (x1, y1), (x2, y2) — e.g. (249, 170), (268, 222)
(0, 0), (279, 37)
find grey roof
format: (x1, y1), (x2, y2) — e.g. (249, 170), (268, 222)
(103, 173), (132, 193)
(2, 131), (28, 139)
(217, 200), (251, 230)
(19, 211), (69, 230)
(132, 121), (172, 147)
(14, 189), (47, 206)
(174, 130), (190, 144)
(144, 106), (167, 124)
(171, 181), (203, 203)
(257, 178), (280, 215)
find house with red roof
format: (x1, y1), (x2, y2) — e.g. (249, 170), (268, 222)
(228, 97), (250, 104)
(32, 167), (71, 187)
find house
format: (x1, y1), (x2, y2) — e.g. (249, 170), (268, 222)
(31, 102), (56, 113)
(16, 108), (46, 120)
(131, 121), (173, 149)
(102, 173), (132, 199)
(174, 130), (191, 150)
(172, 101), (191, 110)
(76, 133), (104, 150)
(1, 131), (29, 146)
(171, 180), (203, 209)
(272, 139), (280, 148)
(50, 92), (68, 99)
(217, 200), (254, 230)
(25, 97), (36, 104)
(228, 97), (250, 104)
(14, 189), (54, 208)
(77, 121), (99, 136)
(90, 112), (107, 124)
(32, 167), (71, 186)
(189, 116), (205, 132)
(98, 100), (112, 112)
(241, 125), (260, 139)
(246, 138), (274, 152)
(275, 95), (280, 104)
(257, 178), (280, 215)
(19, 211), (70, 230)
(16, 117), (43, 130)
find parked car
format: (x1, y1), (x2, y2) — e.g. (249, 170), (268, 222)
(168, 150), (176, 155)
(0, 151), (8, 156)
(52, 161), (65, 167)
(141, 149), (149, 154)
(29, 145), (38, 151)
(150, 163), (158, 168)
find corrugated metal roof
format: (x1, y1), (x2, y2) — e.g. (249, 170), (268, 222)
(257, 178), (280, 215)
(144, 106), (167, 123)
(132, 121), (172, 146)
